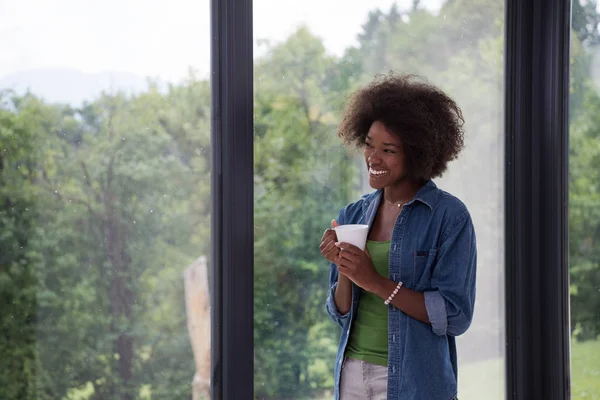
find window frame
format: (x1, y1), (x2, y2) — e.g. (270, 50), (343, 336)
(210, 0), (254, 398)
(504, 0), (572, 399)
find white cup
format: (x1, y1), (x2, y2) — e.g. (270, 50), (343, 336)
(334, 224), (370, 251)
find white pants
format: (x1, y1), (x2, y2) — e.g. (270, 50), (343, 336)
(339, 358), (388, 400)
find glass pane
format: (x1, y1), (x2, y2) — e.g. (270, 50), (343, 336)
(569, 2), (600, 398)
(253, 1), (505, 399)
(0, 2), (211, 399)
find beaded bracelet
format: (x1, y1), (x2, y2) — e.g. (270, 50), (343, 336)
(384, 281), (403, 305)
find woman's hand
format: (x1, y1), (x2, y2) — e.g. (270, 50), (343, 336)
(320, 220), (340, 264)
(335, 242), (382, 292)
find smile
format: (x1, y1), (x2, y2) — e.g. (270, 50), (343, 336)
(369, 167), (390, 177)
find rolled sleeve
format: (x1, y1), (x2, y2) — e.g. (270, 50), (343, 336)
(426, 211), (477, 337)
(424, 290), (448, 336)
(326, 282), (350, 328)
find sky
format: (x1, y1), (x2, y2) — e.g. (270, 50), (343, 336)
(0, 0), (444, 84)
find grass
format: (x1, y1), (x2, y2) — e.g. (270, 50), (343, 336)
(571, 339), (600, 400)
(457, 339), (600, 400)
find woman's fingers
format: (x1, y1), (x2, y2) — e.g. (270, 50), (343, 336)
(323, 242), (338, 257)
(319, 239), (328, 251)
(324, 244), (337, 257)
(338, 248), (360, 263)
(320, 228), (342, 263)
(326, 251), (339, 264)
(335, 242), (362, 256)
(321, 228), (336, 241)
(320, 237), (340, 264)
(320, 233), (336, 250)
(337, 265), (349, 276)
(337, 251), (360, 268)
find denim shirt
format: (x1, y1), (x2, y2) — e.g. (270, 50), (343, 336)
(325, 180), (476, 400)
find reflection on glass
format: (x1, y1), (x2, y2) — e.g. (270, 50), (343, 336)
(0, 2), (211, 399)
(253, 1), (505, 399)
(569, 2), (600, 398)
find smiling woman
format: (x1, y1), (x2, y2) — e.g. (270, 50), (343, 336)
(321, 72), (475, 400)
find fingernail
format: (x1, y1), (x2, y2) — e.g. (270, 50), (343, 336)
(335, 242), (340, 246)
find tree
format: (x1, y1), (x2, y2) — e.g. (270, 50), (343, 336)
(0, 94), (40, 400)
(0, 78), (211, 399)
(572, 0), (600, 47)
(566, 1), (600, 343)
(569, 88), (600, 341)
(253, 27), (359, 398)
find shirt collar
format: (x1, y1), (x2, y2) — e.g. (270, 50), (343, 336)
(364, 179), (439, 214)
(410, 179), (438, 209)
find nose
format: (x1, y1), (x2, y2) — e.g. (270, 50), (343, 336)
(367, 149), (382, 164)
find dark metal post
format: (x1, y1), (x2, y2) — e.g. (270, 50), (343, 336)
(504, 0), (571, 398)
(210, 0), (254, 398)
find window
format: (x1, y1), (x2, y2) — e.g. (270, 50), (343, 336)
(252, 1), (505, 398)
(1, 1), (579, 399)
(0, 2), (211, 399)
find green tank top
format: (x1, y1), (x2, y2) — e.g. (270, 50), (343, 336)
(344, 240), (390, 367)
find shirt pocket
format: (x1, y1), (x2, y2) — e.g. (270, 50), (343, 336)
(413, 248), (438, 290)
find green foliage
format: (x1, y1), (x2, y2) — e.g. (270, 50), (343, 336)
(0, 98), (40, 400)
(1, 82), (210, 399)
(569, 88), (600, 341)
(253, 28), (359, 398)
(568, 1), (600, 347)
(572, 0), (600, 47)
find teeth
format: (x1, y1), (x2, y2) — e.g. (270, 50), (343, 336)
(369, 167), (388, 176)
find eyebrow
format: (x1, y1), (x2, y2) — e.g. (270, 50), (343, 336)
(365, 135), (401, 148)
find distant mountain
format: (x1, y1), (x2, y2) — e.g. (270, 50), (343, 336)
(0, 68), (160, 106)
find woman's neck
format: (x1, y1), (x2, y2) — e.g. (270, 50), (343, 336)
(383, 180), (424, 205)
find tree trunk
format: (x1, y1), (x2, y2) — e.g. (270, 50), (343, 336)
(104, 210), (134, 400)
(184, 256), (211, 400)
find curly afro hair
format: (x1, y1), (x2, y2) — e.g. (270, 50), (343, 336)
(338, 73), (465, 181)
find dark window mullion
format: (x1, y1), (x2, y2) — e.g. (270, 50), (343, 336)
(210, 0), (254, 399)
(504, 0), (571, 399)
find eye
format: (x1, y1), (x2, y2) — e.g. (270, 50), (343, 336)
(365, 142), (373, 148)
(384, 149), (396, 154)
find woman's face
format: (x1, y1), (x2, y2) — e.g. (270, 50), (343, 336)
(363, 121), (408, 189)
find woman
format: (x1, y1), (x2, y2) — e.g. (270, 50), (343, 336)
(320, 73), (476, 400)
